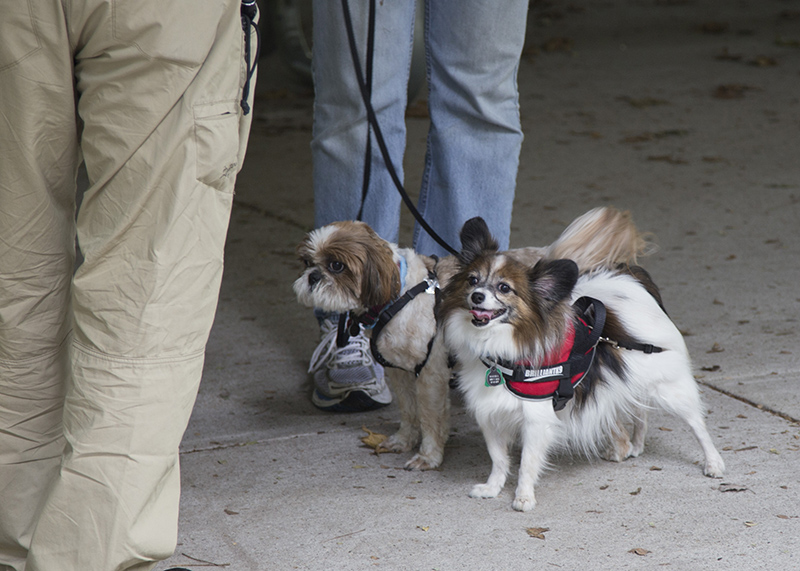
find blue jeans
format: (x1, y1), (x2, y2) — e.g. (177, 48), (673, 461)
(311, 0), (528, 257)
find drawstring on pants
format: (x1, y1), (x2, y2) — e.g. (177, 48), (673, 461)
(240, 0), (260, 115)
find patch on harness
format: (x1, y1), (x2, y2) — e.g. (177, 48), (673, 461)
(481, 296), (605, 410)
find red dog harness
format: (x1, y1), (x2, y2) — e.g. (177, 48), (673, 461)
(481, 297), (664, 410)
(481, 297), (605, 411)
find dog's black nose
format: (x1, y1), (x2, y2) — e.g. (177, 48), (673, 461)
(471, 291), (485, 305)
(308, 270), (322, 288)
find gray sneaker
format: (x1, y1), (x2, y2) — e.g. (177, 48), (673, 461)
(308, 317), (392, 412)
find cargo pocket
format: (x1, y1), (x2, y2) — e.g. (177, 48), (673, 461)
(194, 101), (240, 193)
(0, 0), (41, 70)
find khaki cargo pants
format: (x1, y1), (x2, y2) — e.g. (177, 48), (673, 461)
(0, 1), (255, 569)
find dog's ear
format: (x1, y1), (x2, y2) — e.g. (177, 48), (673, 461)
(359, 243), (401, 309)
(528, 259), (579, 309)
(458, 217), (499, 265)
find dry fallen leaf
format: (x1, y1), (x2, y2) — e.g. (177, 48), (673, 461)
(629, 548), (651, 556)
(361, 426), (388, 451)
(621, 129), (689, 144)
(750, 55), (778, 67)
(417, 526), (430, 532)
(708, 342), (725, 354)
(744, 521), (757, 527)
(630, 487), (642, 496)
(719, 483), (748, 492)
(647, 155), (688, 165)
(406, 99), (429, 119)
(713, 84), (753, 99)
(526, 527), (550, 539)
(619, 96), (670, 108)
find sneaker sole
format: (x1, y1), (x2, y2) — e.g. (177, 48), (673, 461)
(312, 389), (391, 413)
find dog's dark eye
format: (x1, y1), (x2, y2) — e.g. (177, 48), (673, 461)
(303, 258), (313, 268)
(468, 275), (479, 287)
(498, 282), (512, 294)
(328, 260), (345, 274)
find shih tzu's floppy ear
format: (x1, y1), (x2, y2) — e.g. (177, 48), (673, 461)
(360, 244), (401, 309)
(458, 217), (499, 265)
(347, 223), (400, 309)
(527, 259), (579, 311)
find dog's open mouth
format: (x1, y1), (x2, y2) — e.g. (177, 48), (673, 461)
(470, 307), (506, 326)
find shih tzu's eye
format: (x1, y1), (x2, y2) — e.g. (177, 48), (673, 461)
(497, 282), (512, 294)
(303, 258), (314, 268)
(468, 275), (479, 287)
(328, 260), (345, 274)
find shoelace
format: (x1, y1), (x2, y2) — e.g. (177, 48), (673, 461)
(308, 322), (374, 374)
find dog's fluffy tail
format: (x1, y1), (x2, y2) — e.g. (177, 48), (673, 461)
(545, 207), (652, 271)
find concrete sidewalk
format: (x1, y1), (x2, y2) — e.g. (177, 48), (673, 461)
(158, 0), (799, 569)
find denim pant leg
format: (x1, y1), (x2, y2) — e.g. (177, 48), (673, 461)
(413, 0), (528, 257)
(311, 0), (416, 244)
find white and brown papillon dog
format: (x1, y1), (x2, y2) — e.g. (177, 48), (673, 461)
(438, 218), (725, 511)
(294, 207), (653, 472)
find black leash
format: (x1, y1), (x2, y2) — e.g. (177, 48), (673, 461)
(240, 0), (261, 115)
(340, 0), (458, 256)
(356, 0), (376, 222)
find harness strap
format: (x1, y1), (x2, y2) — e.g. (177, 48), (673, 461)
(368, 271), (438, 376)
(600, 337), (663, 354)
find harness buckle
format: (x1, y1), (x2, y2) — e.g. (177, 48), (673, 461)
(424, 277), (439, 295)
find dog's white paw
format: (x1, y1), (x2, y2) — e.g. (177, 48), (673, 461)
(511, 494), (537, 512)
(601, 440), (634, 463)
(469, 483), (502, 499)
(404, 453), (441, 471)
(704, 457), (725, 479)
(600, 447), (628, 463)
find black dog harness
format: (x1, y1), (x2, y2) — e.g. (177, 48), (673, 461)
(339, 259), (440, 377)
(481, 297), (663, 411)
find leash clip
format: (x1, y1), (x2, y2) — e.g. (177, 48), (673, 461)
(599, 336), (619, 349)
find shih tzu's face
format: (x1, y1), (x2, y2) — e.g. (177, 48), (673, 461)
(293, 221), (401, 314)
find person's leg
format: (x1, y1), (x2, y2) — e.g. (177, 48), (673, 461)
(311, 0), (416, 242)
(20, 1), (253, 569)
(414, 0), (529, 257)
(0, 2), (78, 569)
(307, 0), (417, 412)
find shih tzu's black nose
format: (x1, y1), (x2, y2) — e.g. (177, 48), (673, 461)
(308, 269), (322, 288)
(471, 291), (485, 305)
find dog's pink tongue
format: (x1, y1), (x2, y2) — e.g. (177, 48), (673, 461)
(470, 309), (494, 321)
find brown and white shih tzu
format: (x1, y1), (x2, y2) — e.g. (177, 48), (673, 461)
(294, 220), (451, 470)
(437, 218), (725, 512)
(294, 207), (649, 471)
